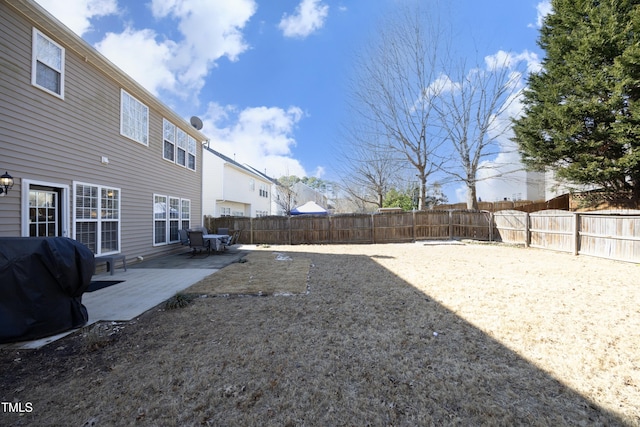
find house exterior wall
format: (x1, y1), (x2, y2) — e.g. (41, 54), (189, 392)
(202, 148), (272, 217)
(0, 0), (205, 261)
(202, 151), (224, 217)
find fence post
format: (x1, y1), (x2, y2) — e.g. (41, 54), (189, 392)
(449, 210), (453, 240)
(288, 216), (292, 245)
(250, 217), (254, 245)
(371, 213), (375, 244)
(573, 213), (580, 256)
(489, 212), (494, 242)
(412, 210), (416, 242)
(524, 212), (530, 247)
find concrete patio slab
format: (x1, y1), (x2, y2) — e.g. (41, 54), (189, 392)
(0, 246), (248, 349)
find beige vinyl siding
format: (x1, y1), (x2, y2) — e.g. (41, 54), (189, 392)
(0, 1), (203, 260)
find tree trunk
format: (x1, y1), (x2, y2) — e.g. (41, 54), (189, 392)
(466, 184), (478, 210)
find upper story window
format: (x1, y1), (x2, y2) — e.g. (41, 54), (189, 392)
(32, 28), (64, 98)
(163, 119), (176, 162)
(162, 118), (197, 171)
(187, 136), (196, 170)
(120, 90), (149, 145)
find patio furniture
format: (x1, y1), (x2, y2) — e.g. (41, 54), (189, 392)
(178, 229), (189, 246)
(188, 231), (211, 257)
(203, 233), (230, 252)
(95, 254), (127, 276)
(217, 227), (229, 236)
(228, 230), (240, 246)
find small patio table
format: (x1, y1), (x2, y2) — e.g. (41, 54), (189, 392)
(203, 234), (230, 252)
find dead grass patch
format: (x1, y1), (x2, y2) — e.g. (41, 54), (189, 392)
(188, 251), (310, 296)
(0, 243), (638, 426)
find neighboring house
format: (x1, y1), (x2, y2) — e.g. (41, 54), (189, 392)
(291, 182), (328, 210)
(0, 0), (207, 260)
(202, 146), (272, 217)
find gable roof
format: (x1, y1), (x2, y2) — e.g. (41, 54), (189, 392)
(203, 146), (273, 182)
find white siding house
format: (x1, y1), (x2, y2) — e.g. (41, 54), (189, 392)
(202, 147), (273, 218)
(0, 0), (207, 261)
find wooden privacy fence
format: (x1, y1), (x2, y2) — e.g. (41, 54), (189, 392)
(207, 209), (640, 263)
(205, 211), (495, 245)
(493, 210), (640, 263)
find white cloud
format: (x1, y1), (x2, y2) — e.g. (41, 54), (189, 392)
(278, 0), (329, 38)
(203, 103), (308, 178)
(36, 0), (256, 100)
(95, 28), (177, 96)
(531, 0), (552, 28)
(485, 50), (541, 74)
(34, 0), (118, 36)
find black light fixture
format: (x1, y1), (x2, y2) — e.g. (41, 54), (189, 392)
(0, 171), (14, 196)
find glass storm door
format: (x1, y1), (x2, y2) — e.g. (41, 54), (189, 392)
(29, 190), (59, 237)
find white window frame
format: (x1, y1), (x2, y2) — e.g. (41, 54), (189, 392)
(154, 194), (191, 246)
(120, 89), (149, 146)
(21, 179), (70, 237)
(176, 128), (187, 167)
(162, 118), (197, 170)
(163, 119), (176, 162)
(181, 199), (191, 230)
(187, 135), (197, 171)
(73, 182), (121, 255)
(31, 28), (65, 99)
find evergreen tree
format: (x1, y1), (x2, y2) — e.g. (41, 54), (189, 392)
(513, 0), (640, 203)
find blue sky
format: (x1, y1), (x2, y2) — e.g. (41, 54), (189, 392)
(35, 0), (552, 203)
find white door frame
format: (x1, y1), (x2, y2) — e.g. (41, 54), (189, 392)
(21, 179), (70, 237)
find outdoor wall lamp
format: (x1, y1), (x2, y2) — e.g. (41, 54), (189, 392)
(0, 171), (14, 196)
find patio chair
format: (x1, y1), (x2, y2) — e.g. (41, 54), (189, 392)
(188, 231), (210, 257)
(217, 227), (229, 236)
(228, 230), (240, 246)
(178, 229), (189, 246)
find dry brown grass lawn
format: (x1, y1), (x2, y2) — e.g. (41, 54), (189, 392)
(1, 242), (639, 426)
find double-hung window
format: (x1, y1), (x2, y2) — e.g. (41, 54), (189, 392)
(163, 119), (197, 170)
(163, 119), (176, 161)
(154, 195), (191, 245)
(74, 183), (120, 255)
(187, 136), (196, 170)
(120, 90), (149, 145)
(32, 28), (64, 98)
(176, 128), (187, 167)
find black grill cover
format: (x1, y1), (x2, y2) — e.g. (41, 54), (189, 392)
(0, 237), (94, 343)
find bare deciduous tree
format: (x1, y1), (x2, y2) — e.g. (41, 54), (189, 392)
(348, 3), (447, 210)
(433, 58), (524, 209)
(336, 123), (403, 211)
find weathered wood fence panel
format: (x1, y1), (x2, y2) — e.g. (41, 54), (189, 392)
(493, 210), (528, 245)
(578, 213), (640, 263)
(451, 210), (493, 240)
(373, 213), (415, 243)
(252, 216), (290, 245)
(291, 216), (330, 244)
(529, 210), (575, 253)
(330, 214), (373, 244)
(414, 211), (451, 240)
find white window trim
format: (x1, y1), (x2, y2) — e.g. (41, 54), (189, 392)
(120, 89), (149, 146)
(153, 194), (192, 246)
(73, 181), (122, 255)
(31, 28), (65, 99)
(162, 118), (197, 171)
(162, 119), (176, 163)
(21, 179), (70, 237)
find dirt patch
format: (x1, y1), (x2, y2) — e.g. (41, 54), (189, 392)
(188, 250), (310, 296)
(0, 243), (639, 426)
